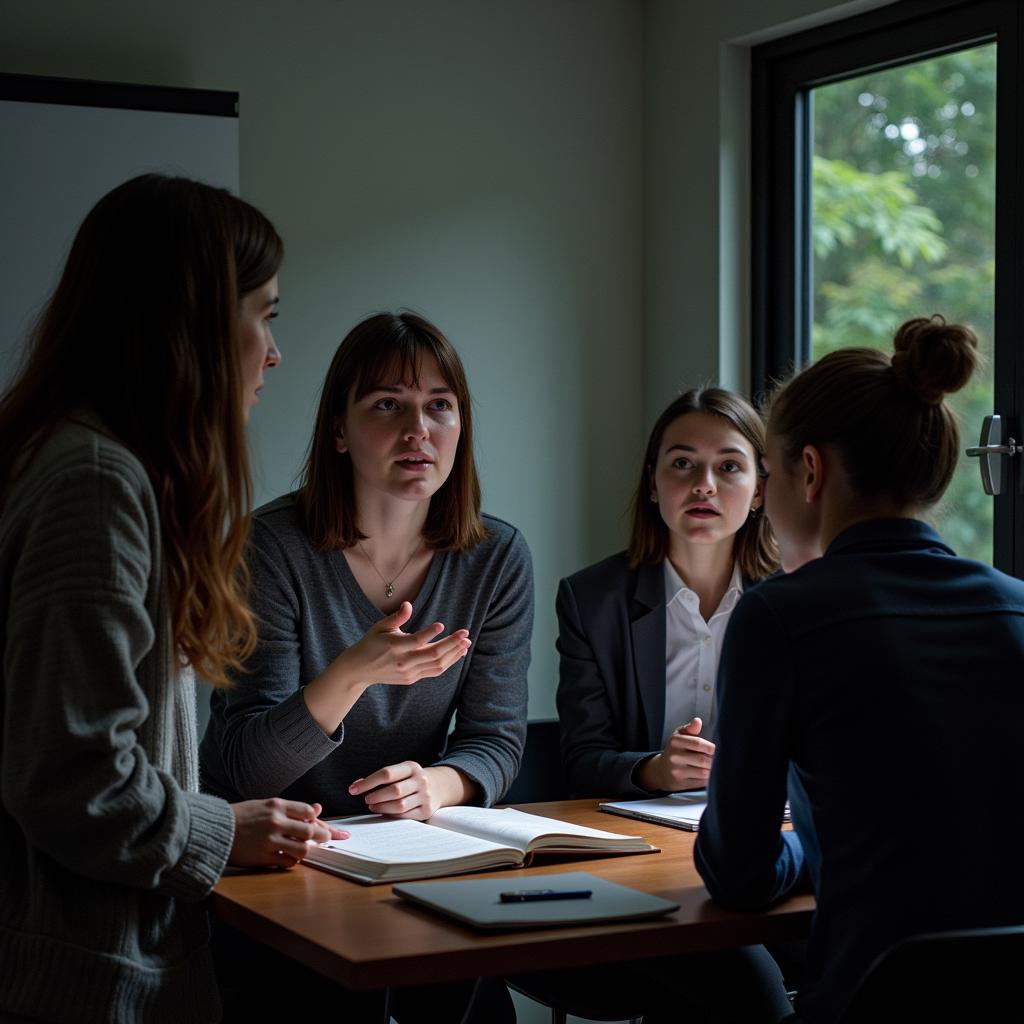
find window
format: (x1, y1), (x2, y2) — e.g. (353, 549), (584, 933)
(752, 0), (1022, 574)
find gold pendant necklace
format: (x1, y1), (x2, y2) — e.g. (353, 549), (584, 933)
(357, 540), (422, 600)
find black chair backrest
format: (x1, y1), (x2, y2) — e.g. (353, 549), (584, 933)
(502, 718), (569, 804)
(838, 924), (1024, 1023)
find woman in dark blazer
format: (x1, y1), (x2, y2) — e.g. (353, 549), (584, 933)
(535, 387), (793, 1023)
(557, 386), (779, 797)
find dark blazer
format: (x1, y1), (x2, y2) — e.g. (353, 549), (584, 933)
(555, 552), (669, 798)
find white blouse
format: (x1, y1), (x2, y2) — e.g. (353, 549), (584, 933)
(662, 560), (744, 747)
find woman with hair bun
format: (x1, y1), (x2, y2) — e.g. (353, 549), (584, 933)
(695, 316), (1024, 1024)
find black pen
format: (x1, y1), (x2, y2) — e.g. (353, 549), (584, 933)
(499, 888), (593, 903)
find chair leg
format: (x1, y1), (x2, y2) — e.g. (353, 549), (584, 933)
(456, 978), (484, 1024)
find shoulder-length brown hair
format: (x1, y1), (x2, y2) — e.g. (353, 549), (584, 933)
(0, 173), (283, 687)
(298, 312), (487, 552)
(627, 386), (779, 580)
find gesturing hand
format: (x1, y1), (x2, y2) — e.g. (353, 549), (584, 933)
(304, 602), (474, 739)
(637, 717), (716, 793)
(228, 798), (350, 869)
(341, 601), (472, 688)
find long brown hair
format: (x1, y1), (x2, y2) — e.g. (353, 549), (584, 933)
(769, 315), (979, 509)
(628, 387), (779, 580)
(0, 174), (283, 686)
(298, 312), (487, 552)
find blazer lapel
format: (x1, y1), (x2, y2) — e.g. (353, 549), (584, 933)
(630, 562), (667, 749)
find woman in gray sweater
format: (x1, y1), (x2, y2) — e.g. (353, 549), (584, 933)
(201, 311), (532, 1021)
(201, 312), (533, 819)
(0, 174), (341, 1024)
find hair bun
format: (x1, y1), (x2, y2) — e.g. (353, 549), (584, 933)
(891, 315), (979, 405)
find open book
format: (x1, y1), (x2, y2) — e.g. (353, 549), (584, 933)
(600, 790), (791, 832)
(304, 806), (656, 884)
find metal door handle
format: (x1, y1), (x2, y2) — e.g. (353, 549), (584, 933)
(965, 415), (1020, 495)
(966, 443), (1021, 456)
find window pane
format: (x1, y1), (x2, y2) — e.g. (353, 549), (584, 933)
(811, 44), (996, 563)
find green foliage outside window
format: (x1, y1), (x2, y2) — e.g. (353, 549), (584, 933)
(812, 44), (995, 561)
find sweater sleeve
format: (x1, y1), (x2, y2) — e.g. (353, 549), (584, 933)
(210, 523), (344, 800)
(436, 529), (533, 805)
(3, 457), (234, 901)
(694, 590), (805, 909)
(554, 575), (659, 798)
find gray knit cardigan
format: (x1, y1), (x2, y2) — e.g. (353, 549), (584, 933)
(0, 418), (236, 1023)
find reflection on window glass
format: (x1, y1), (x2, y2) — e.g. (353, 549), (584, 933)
(812, 44), (995, 563)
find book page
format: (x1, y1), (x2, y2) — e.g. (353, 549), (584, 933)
(319, 815), (518, 864)
(427, 806), (641, 849)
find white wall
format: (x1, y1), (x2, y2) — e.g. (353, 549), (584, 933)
(1, 0), (902, 717)
(0, 0), (644, 719)
(642, 0), (896, 418)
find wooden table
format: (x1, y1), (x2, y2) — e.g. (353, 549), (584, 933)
(210, 799), (814, 990)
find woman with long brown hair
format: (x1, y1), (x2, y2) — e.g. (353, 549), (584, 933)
(0, 174), (341, 1024)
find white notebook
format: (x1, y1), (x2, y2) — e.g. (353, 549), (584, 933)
(600, 791), (792, 832)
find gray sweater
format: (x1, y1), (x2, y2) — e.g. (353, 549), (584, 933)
(0, 419), (236, 1023)
(200, 494), (533, 816)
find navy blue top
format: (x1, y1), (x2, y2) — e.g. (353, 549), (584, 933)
(694, 518), (1024, 1024)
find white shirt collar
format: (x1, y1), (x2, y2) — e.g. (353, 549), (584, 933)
(663, 560), (744, 615)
